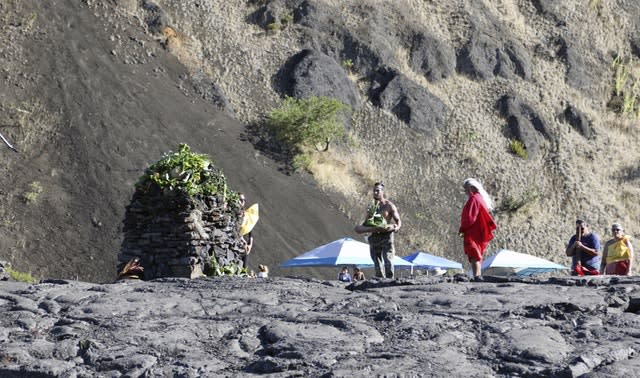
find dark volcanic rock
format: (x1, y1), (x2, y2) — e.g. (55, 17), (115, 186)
(409, 32), (456, 82)
(1, 275), (640, 377)
(280, 49), (360, 111)
(457, 28), (532, 81)
(561, 104), (593, 139)
(190, 70), (235, 116)
(497, 95), (552, 159)
(371, 70), (449, 136)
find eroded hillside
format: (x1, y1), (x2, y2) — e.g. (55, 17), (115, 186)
(0, 0), (639, 281)
(129, 0), (640, 269)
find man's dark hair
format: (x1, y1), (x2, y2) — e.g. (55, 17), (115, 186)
(373, 182), (384, 188)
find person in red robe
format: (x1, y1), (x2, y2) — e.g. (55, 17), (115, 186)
(459, 178), (496, 278)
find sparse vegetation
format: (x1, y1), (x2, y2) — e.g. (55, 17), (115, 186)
(342, 59), (354, 72)
(292, 153), (312, 172)
(136, 144), (239, 202)
(496, 190), (542, 213)
(5, 266), (37, 284)
(266, 22), (280, 32)
(280, 13), (293, 25)
(22, 181), (43, 204)
(509, 139), (528, 159)
(205, 255), (248, 277)
(266, 96), (350, 154)
(608, 55), (640, 118)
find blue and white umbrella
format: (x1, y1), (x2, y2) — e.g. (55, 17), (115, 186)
(481, 249), (569, 276)
(280, 237), (413, 269)
(400, 251), (463, 271)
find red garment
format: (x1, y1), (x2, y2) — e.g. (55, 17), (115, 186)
(574, 264), (600, 276)
(459, 192), (496, 262)
(605, 260), (629, 275)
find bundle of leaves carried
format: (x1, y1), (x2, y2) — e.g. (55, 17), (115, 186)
(364, 201), (387, 227)
(136, 143), (240, 204)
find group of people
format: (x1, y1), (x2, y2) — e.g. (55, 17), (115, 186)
(338, 266), (365, 282)
(566, 219), (634, 276)
(353, 179), (634, 280)
(353, 179), (495, 280)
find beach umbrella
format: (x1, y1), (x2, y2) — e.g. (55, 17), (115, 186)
(481, 249), (569, 276)
(280, 237), (414, 269)
(399, 251), (463, 271)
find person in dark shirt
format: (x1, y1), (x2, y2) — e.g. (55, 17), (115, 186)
(566, 218), (601, 276)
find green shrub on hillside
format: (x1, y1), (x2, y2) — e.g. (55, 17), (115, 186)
(509, 139), (528, 159)
(5, 266), (37, 283)
(608, 55), (640, 118)
(266, 96), (350, 152)
(22, 181), (43, 204)
(136, 144), (239, 203)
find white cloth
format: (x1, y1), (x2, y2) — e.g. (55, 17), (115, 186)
(463, 178), (494, 211)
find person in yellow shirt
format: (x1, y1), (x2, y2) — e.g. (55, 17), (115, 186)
(600, 223), (634, 276)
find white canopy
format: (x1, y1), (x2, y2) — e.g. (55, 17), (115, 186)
(481, 249), (569, 276)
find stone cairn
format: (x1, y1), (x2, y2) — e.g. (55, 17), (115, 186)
(118, 187), (246, 280)
(117, 145), (246, 280)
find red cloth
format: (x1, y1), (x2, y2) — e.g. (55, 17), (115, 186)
(459, 192), (496, 262)
(574, 264), (600, 276)
(605, 260), (629, 275)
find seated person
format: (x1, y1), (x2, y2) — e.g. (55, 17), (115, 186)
(601, 223), (634, 275)
(338, 266), (352, 282)
(352, 267), (365, 281)
(257, 264), (269, 278)
(566, 218), (601, 276)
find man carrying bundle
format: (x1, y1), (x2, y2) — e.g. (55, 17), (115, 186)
(355, 182), (401, 279)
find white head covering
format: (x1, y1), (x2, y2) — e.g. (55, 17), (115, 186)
(463, 178), (494, 211)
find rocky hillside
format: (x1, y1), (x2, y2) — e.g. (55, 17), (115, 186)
(1, 0), (640, 282)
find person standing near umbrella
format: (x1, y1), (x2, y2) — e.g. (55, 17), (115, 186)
(459, 178), (496, 278)
(355, 182), (402, 279)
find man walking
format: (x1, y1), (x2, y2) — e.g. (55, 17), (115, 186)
(355, 182), (401, 278)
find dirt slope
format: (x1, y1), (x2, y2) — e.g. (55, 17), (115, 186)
(0, 0), (353, 282)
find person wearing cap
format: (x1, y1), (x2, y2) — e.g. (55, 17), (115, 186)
(355, 182), (402, 279)
(565, 218), (601, 276)
(459, 178), (497, 278)
(600, 223), (634, 275)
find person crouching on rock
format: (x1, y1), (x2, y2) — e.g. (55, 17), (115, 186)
(459, 178), (496, 278)
(600, 223), (633, 276)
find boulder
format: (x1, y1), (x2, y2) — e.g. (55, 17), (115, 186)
(561, 104), (593, 139)
(371, 69), (449, 136)
(457, 28), (532, 81)
(497, 95), (552, 159)
(409, 31), (456, 82)
(190, 70), (235, 116)
(281, 49), (360, 111)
